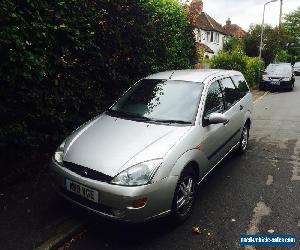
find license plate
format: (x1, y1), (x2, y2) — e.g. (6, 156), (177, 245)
(65, 179), (99, 203)
(272, 81), (280, 85)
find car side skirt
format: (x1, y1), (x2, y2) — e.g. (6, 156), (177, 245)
(197, 141), (240, 185)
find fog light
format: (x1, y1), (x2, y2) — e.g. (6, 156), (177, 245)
(131, 198), (148, 208)
(112, 208), (125, 217)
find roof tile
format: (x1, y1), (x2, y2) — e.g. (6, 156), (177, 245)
(195, 12), (227, 35)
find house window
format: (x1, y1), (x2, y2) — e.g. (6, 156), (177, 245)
(216, 33), (219, 43)
(210, 32), (213, 42)
(206, 32), (210, 42)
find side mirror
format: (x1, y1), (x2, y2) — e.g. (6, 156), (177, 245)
(204, 113), (229, 126)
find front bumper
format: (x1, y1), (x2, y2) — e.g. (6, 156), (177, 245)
(50, 160), (178, 222)
(261, 80), (292, 89)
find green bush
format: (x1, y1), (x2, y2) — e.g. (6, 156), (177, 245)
(245, 57), (265, 87)
(0, 0), (196, 179)
(210, 48), (264, 87)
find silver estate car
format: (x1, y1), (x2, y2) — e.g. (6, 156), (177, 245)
(51, 69), (253, 223)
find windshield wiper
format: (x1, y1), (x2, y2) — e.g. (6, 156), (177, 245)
(108, 110), (191, 124)
(107, 110), (152, 121)
(152, 119), (192, 125)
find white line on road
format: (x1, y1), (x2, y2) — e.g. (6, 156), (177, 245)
(245, 200), (271, 250)
(290, 140), (300, 181)
(253, 91), (269, 104)
(266, 175), (273, 185)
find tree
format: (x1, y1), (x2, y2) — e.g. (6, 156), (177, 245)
(283, 7), (300, 40)
(274, 49), (291, 62)
(243, 24), (293, 65)
(223, 36), (244, 52)
(282, 7), (300, 62)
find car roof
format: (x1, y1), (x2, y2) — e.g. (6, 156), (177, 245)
(145, 69), (242, 83)
(268, 63), (291, 67)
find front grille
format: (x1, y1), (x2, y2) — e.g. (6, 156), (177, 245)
(63, 161), (113, 183)
(60, 188), (113, 215)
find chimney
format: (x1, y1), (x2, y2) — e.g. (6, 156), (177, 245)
(226, 18), (231, 26)
(188, 0), (203, 25)
(190, 0), (203, 14)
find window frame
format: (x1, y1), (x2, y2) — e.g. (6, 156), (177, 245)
(216, 33), (220, 44)
(202, 80), (226, 126)
(230, 74), (250, 99)
(218, 77), (241, 111)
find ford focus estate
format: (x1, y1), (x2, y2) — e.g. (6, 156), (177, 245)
(51, 69), (253, 223)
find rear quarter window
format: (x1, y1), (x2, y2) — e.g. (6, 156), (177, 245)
(231, 75), (249, 98)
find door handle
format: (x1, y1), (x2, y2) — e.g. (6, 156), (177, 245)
(240, 105), (244, 110)
(223, 119), (229, 125)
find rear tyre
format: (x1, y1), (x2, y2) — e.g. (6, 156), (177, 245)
(237, 123), (249, 154)
(170, 167), (197, 224)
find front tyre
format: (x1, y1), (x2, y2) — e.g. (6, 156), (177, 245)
(237, 123), (249, 154)
(288, 81), (294, 91)
(259, 83), (265, 91)
(170, 167), (197, 224)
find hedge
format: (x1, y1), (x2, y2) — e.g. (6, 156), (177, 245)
(209, 48), (264, 87)
(0, 0), (196, 179)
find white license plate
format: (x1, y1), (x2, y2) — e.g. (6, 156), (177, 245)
(65, 179), (99, 203)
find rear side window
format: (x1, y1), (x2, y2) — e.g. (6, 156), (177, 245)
(231, 75), (249, 98)
(203, 81), (224, 117)
(219, 77), (240, 110)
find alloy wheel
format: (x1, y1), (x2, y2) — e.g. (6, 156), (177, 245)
(175, 175), (196, 217)
(241, 125), (248, 152)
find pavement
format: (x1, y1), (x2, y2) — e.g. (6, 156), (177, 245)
(0, 164), (85, 250)
(1, 79), (299, 250)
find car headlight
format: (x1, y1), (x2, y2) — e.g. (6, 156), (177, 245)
(54, 141), (66, 164)
(262, 75), (269, 81)
(282, 77), (291, 81)
(111, 159), (162, 186)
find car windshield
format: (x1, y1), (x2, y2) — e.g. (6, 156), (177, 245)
(109, 79), (203, 124)
(265, 64), (292, 74)
(294, 62), (300, 67)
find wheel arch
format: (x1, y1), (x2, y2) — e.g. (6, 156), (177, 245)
(169, 149), (209, 183)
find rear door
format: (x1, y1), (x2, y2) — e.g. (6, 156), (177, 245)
(219, 77), (244, 151)
(231, 74), (252, 117)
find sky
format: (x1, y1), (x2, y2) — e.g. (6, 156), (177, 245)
(200, 0), (299, 31)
